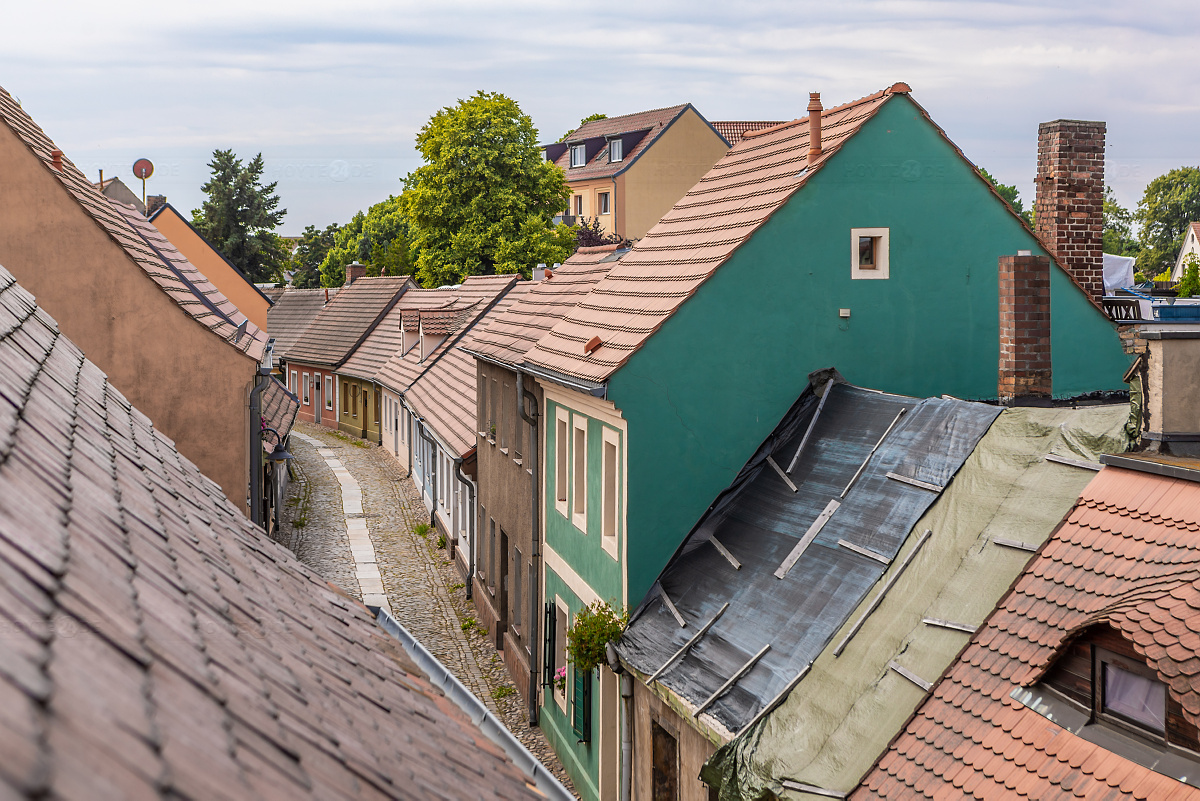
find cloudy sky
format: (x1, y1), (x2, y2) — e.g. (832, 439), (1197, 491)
(3, 0), (1196, 235)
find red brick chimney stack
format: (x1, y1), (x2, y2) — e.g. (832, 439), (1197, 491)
(345, 262), (366, 285)
(998, 254), (1052, 402)
(808, 93), (823, 158)
(1034, 120), (1105, 304)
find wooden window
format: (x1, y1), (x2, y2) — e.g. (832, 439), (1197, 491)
(851, 227), (890, 280)
(290, 370), (297, 394)
(301, 373), (309, 405)
(500, 382), (510, 451)
(601, 427), (619, 557)
(555, 408), (569, 515)
(374, 389), (381, 426)
(512, 548), (522, 632)
(598, 192), (610, 215)
(554, 597), (569, 710)
(572, 415), (588, 530)
(573, 194), (583, 216)
(1101, 656), (1166, 732)
(487, 518), (496, 590)
(572, 667), (592, 742)
(342, 382), (349, 417)
(325, 376), (333, 410)
(652, 719), (679, 801)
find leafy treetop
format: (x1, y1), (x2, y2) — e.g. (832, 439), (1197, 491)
(191, 150), (287, 283)
(288, 224), (340, 288)
(319, 195), (414, 287)
(1103, 185), (1140, 257)
(404, 91), (575, 287)
(1135, 167), (1200, 276)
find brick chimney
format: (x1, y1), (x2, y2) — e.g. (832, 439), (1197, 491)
(1034, 120), (1105, 304)
(146, 195), (167, 217)
(345, 261), (366, 285)
(998, 253), (1052, 402)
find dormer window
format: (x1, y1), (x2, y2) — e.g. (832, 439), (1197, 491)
(1099, 651), (1166, 733)
(570, 144), (587, 168)
(609, 138), (623, 162)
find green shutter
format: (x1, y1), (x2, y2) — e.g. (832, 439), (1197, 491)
(572, 668), (592, 742)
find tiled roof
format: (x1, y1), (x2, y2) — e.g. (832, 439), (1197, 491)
(283, 276), (411, 368)
(267, 288), (337, 367)
(464, 245), (626, 367)
(262, 285), (286, 303)
(712, 121), (785, 144)
(550, 105), (692, 181)
(0, 263), (546, 801)
(404, 346), (481, 457)
(373, 275), (517, 394)
(261, 375), (299, 440)
(854, 463), (1200, 800)
(0, 85), (266, 362)
(524, 86), (907, 384)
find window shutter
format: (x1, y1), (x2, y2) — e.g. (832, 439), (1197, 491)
(572, 668), (592, 742)
(543, 603), (556, 687)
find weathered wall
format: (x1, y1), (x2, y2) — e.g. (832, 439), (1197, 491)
(0, 121), (255, 512)
(619, 108), (730, 241)
(152, 206), (272, 331)
(631, 681), (718, 801)
(608, 94), (1132, 602)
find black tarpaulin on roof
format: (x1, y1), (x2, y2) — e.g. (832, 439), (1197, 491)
(617, 381), (1001, 734)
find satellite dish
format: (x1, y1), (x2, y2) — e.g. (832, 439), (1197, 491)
(132, 158), (154, 179)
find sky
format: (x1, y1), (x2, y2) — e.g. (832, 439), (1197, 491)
(2, 0), (1197, 236)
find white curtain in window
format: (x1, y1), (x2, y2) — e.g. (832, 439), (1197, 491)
(1104, 663), (1166, 730)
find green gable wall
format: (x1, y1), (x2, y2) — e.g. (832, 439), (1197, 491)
(607, 94), (1131, 602)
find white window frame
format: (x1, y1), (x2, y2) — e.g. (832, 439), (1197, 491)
(601, 426), (619, 559)
(554, 596), (569, 710)
(851, 227), (890, 280)
(301, 372), (310, 405)
(572, 413), (588, 532)
(609, 138), (623, 162)
(569, 143), (586, 168)
(325, 375), (333, 410)
(598, 191), (611, 215)
(290, 370), (297, 394)
(555, 407), (570, 518)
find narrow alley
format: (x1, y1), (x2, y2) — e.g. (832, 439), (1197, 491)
(272, 421), (577, 796)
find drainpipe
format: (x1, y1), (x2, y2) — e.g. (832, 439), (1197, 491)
(517, 370), (540, 726)
(607, 643), (633, 801)
(248, 365), (271, 528)
(454, 457), (477, 603)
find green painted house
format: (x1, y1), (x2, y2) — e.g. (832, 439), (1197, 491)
(515, 84), (1131, 800)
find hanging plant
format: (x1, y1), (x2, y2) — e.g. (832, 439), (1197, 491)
(566, 600), (629, 673)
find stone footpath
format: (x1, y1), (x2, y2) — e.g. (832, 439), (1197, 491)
(274, 422), (577, 796)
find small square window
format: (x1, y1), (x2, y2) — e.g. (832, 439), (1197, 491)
(851, 227), (890, 280)
(570, 144), (586, 168)
(598, 192), (611, 215)
(609, 138), (623, 162)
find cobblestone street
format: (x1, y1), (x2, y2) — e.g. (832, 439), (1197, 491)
(273, 421), (576, 796)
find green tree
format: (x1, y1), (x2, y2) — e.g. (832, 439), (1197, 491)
(979, 167), (1032, 225)
(1136, 167), (1200, 276)
(1178, 254), (1200, 298)
(404, 91), (575, 287)
(1103, 185), (1140, 257)
(560, 112), (607, 142)
(288, 224), (340, 288)
(318, 194), (415, 286)
(191, 150), (287, 282)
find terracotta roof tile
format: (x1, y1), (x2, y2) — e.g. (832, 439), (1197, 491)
(711, 121), (786, 145)
(283, 277), (411, 368)
(524, 86), (903, 384)
(267, 288), (338, 366)
(0, 85), (267, 362)
(852, 465), (1200, 801)
(549, 105), (693, 181)
(464, 245), (625, 367)
(0, 263), (546, 800)
(261, 376), (299, 441)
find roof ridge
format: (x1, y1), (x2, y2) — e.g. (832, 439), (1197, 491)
(741, 85), (899, 141)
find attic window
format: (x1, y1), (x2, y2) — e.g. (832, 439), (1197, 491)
(851, 228), (890, 280)
(1100, 653), (1166, 733)
(859, 236), (878, 269)
(570, 144), (587, 168)
(609, 138), (623, 162)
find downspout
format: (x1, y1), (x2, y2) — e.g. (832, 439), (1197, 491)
(248, 364), (270, 528)
(607, 643), (633, 801)
(454, 457), (477, 603)
(517, 371), (540, 726)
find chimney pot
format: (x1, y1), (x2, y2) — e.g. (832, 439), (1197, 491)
(50, 149), (63, 172)
(808, 93), (823, 158)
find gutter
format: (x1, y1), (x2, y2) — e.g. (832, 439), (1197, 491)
(373, 606), (574, 801)
(516, 361), (608, 399)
